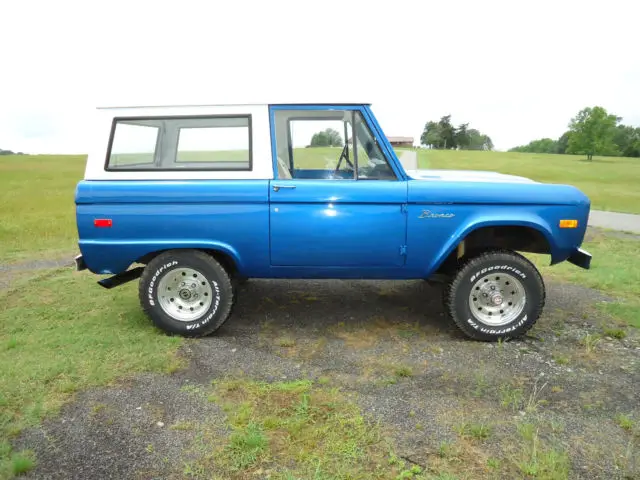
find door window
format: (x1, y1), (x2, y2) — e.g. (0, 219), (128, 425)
(272, 109), (396, 180)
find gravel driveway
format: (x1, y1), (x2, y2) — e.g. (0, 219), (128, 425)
(14, 274), (639, 479)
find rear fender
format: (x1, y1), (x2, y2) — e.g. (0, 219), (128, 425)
(79, 240), (243, 275)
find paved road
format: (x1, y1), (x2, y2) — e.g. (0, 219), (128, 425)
(588, 210), (640, 234)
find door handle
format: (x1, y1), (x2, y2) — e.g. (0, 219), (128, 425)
(272, 184), (296, 192)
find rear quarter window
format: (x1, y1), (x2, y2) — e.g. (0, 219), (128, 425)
(105, 115), (252, 171)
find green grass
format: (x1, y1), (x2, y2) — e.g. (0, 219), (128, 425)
(182, 378), (408, 479)
(0, 155), (85, 263)
(531, 229), (640, 328)
(409, 149), (640, 214)
(0, 269), (183, 477)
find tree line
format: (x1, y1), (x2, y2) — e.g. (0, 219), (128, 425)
(510, 106), (640, 160)
(0, 149), (24, 155)
(420, 115), (494, 151)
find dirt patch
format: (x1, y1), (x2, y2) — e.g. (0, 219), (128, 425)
(14, 278), (640, 479)
(0, 255), (74, 290)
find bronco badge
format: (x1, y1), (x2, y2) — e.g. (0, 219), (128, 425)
(419, 210), (455, 219)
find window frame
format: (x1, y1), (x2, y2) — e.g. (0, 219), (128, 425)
(104, 114), (253, 172)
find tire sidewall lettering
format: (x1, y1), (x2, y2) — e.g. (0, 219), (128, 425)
(469, 265), (526, 283)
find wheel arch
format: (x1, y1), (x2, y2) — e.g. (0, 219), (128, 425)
(136, 244), (242, 278)
(430, 219), (556, 276)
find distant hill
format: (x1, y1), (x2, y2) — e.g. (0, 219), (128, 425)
(0, 149), (25, 155)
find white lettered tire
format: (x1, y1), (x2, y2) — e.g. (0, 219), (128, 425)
(138, 250), (235, 337)
(445, 250), (545, 341)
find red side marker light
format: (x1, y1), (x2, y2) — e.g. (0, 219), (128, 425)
(94, 219), (113, 228)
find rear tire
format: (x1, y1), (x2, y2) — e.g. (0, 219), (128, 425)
(445, 249), (545, 341)
(139, 250), (235, 337)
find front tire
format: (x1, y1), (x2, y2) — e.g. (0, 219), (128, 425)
(139, 250), (235, 337)
(445, 249), (545, 341)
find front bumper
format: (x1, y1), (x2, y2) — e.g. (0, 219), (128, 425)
(75, 254), (87, 271)
(567, 248), (592, 269)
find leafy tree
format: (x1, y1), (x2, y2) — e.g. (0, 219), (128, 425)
(556, 131), (571, 154)
(420, 117), (492, 151)
(420, 121), (441, 148)
(613, 125), (640, 158)
(310, 128), (344, 147)
(455, 123), (470, 149)
(566, 106), (620, 160)
(509, 138), (559, 154)
(438, 115), (456, 149)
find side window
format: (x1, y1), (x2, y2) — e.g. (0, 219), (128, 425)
(108, 123), (159, 168)
(106, 115), (251, 171)
(272, 109), (396, 180)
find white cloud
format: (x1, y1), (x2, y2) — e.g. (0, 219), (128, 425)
(1, 0), (638, 153)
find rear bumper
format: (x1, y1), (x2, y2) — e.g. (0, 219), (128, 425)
(75, 254), (87, 271)
(567, 248), (592, 269)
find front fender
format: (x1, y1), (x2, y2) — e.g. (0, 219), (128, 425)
(406, 204), (581, 278)
(430, 215), (557, 274)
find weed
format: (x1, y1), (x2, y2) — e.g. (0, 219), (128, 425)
(515, 422), (569, 479)
(394, 365), (413, 378)
(317, 376), (331, 385)
(472, 372), (489, 397)
(580, 333), (602, 353)
(525, 379), (548, 413)
(616, 414), (635, 431)
(499, 383), (523, 411)
(552, 354), (569, 365)
(11, 451), (35, 475)
(456, 422), (492, 440)
(487, 458), (501, 469)
(438, 441), (453, 458)
(278, 336), (296, 348)
(603, 328), (627, 339)
(551, 386), (563, 393)
(226, 422), (268, 469)
(170, 421), (195, 431)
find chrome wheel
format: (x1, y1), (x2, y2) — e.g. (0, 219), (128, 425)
(157, 267), (213, 322)
(469, 272), (526, 326)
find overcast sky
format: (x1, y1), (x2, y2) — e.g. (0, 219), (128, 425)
(1, 0), (638, 154)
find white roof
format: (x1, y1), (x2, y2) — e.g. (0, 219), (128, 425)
(97, 101), (372, 110)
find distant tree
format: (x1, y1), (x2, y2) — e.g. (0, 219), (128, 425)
(420, 121), (441, 148)
(420, 117), (492, 150)
(438, 115), (456, 149)
(612, 125), (640, 158)
(310, 128), (344, 147)
(455, 123), (470, 149)
(509, 138), (559, 154)
(556, 131), (571, 154)
(566, 106), (620, 160)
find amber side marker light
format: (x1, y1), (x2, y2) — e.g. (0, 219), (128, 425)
(559, 219), (578, 228)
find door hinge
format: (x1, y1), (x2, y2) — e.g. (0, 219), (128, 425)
(401, 204), (408, 214)
(399, 245), (407, 256)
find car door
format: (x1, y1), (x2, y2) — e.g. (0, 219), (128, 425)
(268, 106), (407, 268)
